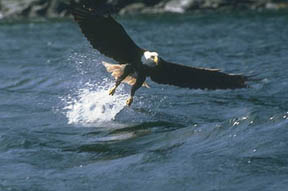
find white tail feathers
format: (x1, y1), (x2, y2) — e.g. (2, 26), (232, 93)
(102, 62), (150, 88)
(103, 62), (124, 80)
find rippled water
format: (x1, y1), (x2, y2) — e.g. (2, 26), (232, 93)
(1, 11), (288, 190)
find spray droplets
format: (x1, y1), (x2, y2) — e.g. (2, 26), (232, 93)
(63, 82), (128, 125)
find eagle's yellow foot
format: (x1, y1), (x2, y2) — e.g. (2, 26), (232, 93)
(126, 97), (133, 107)
(108, 86), (116, 96)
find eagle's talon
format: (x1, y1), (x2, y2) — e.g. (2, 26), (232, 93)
(126, 97), (133, 106)
(108, 87), (116, 96)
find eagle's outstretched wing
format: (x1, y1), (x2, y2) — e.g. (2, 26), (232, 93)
(70, 4), (144, 64)
(150, 59), (247, 89)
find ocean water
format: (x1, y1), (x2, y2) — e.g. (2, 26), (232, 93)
(0, 10), (288, 191)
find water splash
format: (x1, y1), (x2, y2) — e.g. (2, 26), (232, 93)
(63, 82), (128, 125)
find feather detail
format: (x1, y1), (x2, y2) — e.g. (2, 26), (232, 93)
(102, 62), (149, 88)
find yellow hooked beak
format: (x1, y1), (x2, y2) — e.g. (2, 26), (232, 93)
(153, 56), (159, 65)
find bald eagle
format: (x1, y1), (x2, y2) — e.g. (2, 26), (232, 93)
(71, 4), (248, 106)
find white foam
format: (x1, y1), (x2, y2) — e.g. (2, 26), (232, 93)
(63, 82), (128, 126)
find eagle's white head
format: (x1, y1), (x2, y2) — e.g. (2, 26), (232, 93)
(141, 51), (159, 67)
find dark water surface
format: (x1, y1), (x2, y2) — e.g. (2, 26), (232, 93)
(1, 11), (288, 191)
